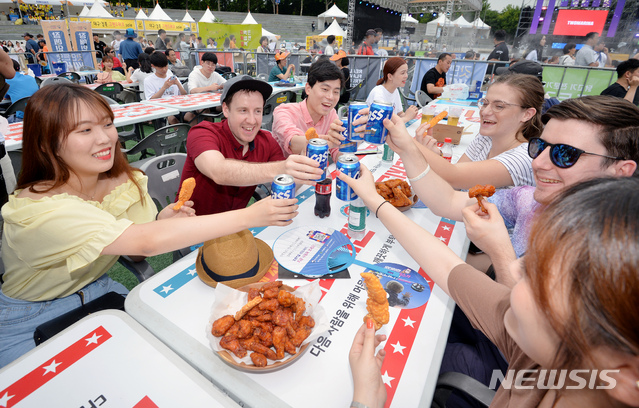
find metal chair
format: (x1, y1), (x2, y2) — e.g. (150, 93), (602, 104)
(1, 96), (30, 119)
(400, 89), (432, 109)
(257, 73), (268, 81)
(137, 153), (192, 261)
(57, 72), (81, 83)
(222, 71), (237, 80)
(124, 123), (190, 162)
(262, 90), (297, 131)
(100, 95), (119, 105)
(40, 76), (73, 88)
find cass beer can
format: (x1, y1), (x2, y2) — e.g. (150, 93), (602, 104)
(339, 116), (357, 153)
(348, 102), (368, 141)
(307, 138), (329, 182)
(365, 100), (394, 145)
(271, 174), (296, 200)
(336, 154), (360, 201)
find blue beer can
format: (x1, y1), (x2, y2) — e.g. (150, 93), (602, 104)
(336, 154), (360, 201)
(271, 174), (296, 200)
(339, 116), (357, 153)
(365, 100), (393, 145)
(307, 138), (329, 182)
(348, 102), (368, 141)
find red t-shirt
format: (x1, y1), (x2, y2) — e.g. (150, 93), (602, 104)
(357, 43), (374, 56)
(178, 120), (285, 215)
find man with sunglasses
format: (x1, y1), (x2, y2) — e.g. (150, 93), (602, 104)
(383, 95), (638, 286)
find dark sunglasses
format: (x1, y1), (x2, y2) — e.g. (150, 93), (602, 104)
(528, 137), (625, 169)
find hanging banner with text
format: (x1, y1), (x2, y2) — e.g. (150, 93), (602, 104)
(40, 20), (75, 72)
(410, 59), (488, 98)
(198, 23), (261, 51)
(69, 21), (97, 70)
(349, 56), (382, 101)
(74, 17), (138, 32)
(542, 66), (616, 100)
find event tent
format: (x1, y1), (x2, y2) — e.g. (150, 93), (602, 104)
(148, 3), (172, 21)
(241, 11), (258, 25)
(87, 1), (113, 18)
(199, 7), (215, 23)
(135, 9), (148, 19)
(79, 5), (90, 16)
(182, 11), (194, 22)
(471, 17), (490, 29)
(317, 4), (347, 28)
(452, 16), (473, 27)
(402, 14), (419, 24)
(319, 19), (346, 37)
(425, 14), (452, 37)
(241, 12), (280, 40)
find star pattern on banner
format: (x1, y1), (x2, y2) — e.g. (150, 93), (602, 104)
(186, 268), (197, 276)
(401, 316), (416, 328)
(381, 371), (395, 387)
(391, 341), (406, 355)
(0, 392), (14, 407)
(41, 360), (61, 375)
(160, 285), (173, 294)
(85, 333), (102, 346)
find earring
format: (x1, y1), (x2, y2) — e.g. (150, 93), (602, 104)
(636, 380), (639, 390)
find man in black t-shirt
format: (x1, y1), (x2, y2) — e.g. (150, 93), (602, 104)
(601, 58), (639, 105)
(420, 53), (452, 100)
(486, 30), (509, 75)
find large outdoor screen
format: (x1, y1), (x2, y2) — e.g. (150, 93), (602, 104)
(552, 10), (608, 36)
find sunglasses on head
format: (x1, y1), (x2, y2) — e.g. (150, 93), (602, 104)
(528, 137), (625, 169)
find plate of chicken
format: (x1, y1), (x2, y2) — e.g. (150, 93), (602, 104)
(375, 179), (419, 211)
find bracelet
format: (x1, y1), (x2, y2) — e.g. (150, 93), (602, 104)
(351, 402), (371, 408)
(407, 164), (431, 182)
(376, 200), (391, 218)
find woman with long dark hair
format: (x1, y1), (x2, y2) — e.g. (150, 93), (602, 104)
(365, 56), (418, 123)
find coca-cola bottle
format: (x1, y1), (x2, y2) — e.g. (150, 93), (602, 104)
(314, 177), (332, 218)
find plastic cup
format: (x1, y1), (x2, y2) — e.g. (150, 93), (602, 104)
(448, 106), (463, 127)
(421, 105), (436, 125)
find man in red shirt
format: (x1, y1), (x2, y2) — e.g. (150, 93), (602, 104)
(357, 29), (376, 56)
(177, 75), (323, 215)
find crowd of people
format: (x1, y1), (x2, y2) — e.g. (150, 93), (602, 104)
(1, 21), (639, 408)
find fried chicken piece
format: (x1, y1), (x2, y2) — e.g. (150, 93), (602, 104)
(289, 327), (312, 347)
(361, 272), (390, 330)
(256, 313), (273, 322)
(236, 319), (254, 339)
(294, 297), (306, 322)
(250, 352), (268, 367)
(248, 340), (277, 360)
(285, 339), (297, 355)
(305, 127), (319, 141)
(247, 307), (266, 317)
(297, 315), (315, 330)
(385, 179), (402, 188)
(468, 184), (496, 214)
(272, 326), (287, 360)
(248, 287), (261, 301)
(211, 315), (235, 337)
(260, 281), (283, 292)
(235, 297), (262, 321)
(258, 298), (280, 312)
(219, 335), (247, 358)
(375, 182), (392, 198)
(399, 180), (412, 197)
(263, 287), (280, 299)
(277, 289), (296, 307)
(254, 327), (274, 348)
(174, 177), (196, 210)
(389, 185), (412, 207)
(272, 307), (291, 327)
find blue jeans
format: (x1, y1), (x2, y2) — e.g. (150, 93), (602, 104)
(0, 274), (128, 368)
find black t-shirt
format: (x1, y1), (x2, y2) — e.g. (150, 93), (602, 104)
(601, 82), (639, 105)
(487, 42), (509, 75)
(340, 67), (351, 104)
(421, 67), (447, 100)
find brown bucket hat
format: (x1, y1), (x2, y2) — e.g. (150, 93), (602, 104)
(196, 229), (273, 288)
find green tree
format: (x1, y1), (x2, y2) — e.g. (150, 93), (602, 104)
(497, 4), (521, 36)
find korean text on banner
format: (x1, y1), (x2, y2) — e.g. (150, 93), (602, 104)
(349, 56), (382, 101)
(198, 23), (261, 51)
(69, 21), (97, 70)
(542, 66), (615, 100)
(40, 20), (75, 71)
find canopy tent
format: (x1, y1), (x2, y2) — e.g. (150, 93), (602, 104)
(199, 7), (215, 23)
(182, 11), (194, 22)
(262, 27), (279, 41)
(319, 19), (346, 37)
(87, 1), (113, 18)
(425, 14), (452, 37)
(241, 11), (258, 25)
(135, 9), (148, 19)
(317, 4), (347, 28)
(401, 14), (419, 24)
(471, 17), (490, 29)
(79, 5), (89, 16)
(452, 15), (473, 27)
(148, 3), (171, 21)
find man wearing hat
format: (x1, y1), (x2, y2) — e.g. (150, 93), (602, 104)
(22, 33), (39, 64)
(357, 30), (376, 56)
(268, 50), (295, 82)
(176, 75), (323, 216)
(119, 28), (143, 70)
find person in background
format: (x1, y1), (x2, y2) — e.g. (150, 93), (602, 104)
(176, 75), (321, 216)
(4, 59), (38, 102)
(366, 56), (418, 123)
(256, 36), (270, 53)
(206, 37), (217, 49)
(486, 29), (508, 75)
(36, 39), (48, 74)
(93, 34), (107, 58)
(558, 43), (576, 65)
(372, 28), (383, 54)
(154, 29), (168, 51)
(144, 51), (187, 124)
(331, 50), (350, 105)
(420, 52), (452, 101)
(196, 36), (205, 49)
(594, 38), (611, 68)
(126, 53), (153, 100)
(272, 58), (345, 161)
(110, 30), (123, 58)
(357, 29), (375, 56)
(165, 48), (190, 76)
(524, 35), (545, 63)
(268, 50), (295, 82)
(119, 28), (143, 70)
(96, 55), (126, 84)
(22, 32), (38, 64)
(575, 32), (599, 67)
(464, 50), (475, 59)
(0, 83), (299, 367)
(400, 40), (410, 54)
(188, 52), (225, 94)
(324, 35), (336, 56)
(103, 46), (125, 75)
(600, 58), (639, 105)
(144, 46), (154, 55)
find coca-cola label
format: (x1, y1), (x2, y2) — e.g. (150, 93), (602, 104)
(316, 182), (332, 195)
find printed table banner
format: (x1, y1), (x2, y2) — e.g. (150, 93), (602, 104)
(542, 66), (616, 100)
